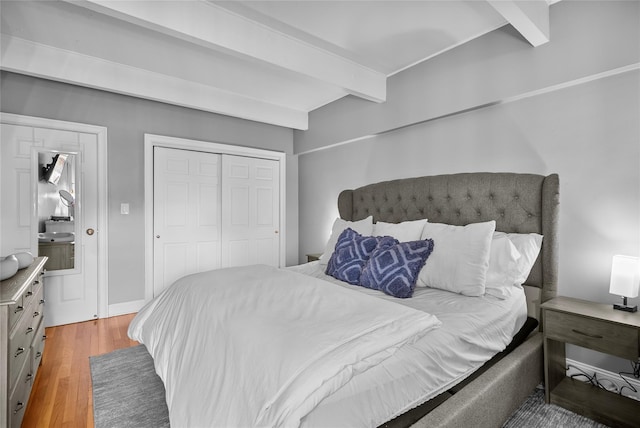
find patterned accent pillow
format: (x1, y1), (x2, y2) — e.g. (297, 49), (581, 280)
(326, 228), (395, 285)
(360, 239), (435, 298)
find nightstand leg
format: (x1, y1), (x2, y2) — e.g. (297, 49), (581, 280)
(543, 337), (565, 404)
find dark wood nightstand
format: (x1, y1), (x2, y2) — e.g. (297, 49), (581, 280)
(542, 296), (640, 427)
(306, 253), (322, 263)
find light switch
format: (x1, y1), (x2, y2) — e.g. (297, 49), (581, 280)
(120, 203), (130, 215)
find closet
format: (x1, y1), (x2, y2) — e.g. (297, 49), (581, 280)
(153, 146), (281, 297)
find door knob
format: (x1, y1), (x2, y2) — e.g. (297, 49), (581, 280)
(86, 228), (95, 235)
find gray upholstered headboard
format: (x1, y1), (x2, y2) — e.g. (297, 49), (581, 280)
(337, 173), (559, 309)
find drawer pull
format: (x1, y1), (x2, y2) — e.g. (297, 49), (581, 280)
(25, 290), (33, 297)
(33, 311), (40, 318)
(15, 347), (25, 357)
(14, 401), (24, 414)
(571, 329), (603, 339)
(36, 351), (42, 359)
(26, 327), (34, 334)
(14, 305), (24, 314)
(39, 299), (46, 305)
(25, 373), (33, 382)
(42, 334), (47, 341)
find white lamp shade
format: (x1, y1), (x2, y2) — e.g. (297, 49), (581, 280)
(609, 255), (640, 298)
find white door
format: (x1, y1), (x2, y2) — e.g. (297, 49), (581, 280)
(153, 147), (221, 296)
(0, 124), (99, 326)
(221, 154), (280, 268)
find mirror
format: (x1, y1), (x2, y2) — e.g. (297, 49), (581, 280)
(37, 151), (76, 271)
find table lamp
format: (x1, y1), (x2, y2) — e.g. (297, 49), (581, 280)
(609, 255), (639, 312)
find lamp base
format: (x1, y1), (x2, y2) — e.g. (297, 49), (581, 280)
(613, 303), (638, 313)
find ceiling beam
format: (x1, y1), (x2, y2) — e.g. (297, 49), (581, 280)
(0, 36), (308, 130)
(487, 0), (550, 47)
(64, 0), (387, 103)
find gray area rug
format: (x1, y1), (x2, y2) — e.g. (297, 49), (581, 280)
(90, 345), (170, 428)
(502, 386), (609, 428)
(90, 345), (609, 428)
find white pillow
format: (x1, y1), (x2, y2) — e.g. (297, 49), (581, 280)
(319, 216), (374, 265)
(417, 220), (496, 296)
(484, 234), (522, 299)
(372, 219), (427, 242)
(494, 232), (543, 285)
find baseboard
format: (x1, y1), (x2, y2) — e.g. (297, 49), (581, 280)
(108, 299), (146, 317)
(566, 358), (640, 401)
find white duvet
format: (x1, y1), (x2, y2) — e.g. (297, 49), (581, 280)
(128, 264), (441, 428)
(293, 261), (528, 427)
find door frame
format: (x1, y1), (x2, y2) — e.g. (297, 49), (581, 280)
(0, 112), (109, 319)
(144, 134), (286, 303)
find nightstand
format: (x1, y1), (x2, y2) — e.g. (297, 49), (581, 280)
(542, 297), (640, 427)
(306, 253), (322, 263)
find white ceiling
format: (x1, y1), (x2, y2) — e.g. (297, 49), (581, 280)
(0, 1), (554, 130)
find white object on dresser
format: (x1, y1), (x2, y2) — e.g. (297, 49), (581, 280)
(0, 256), (47, 428)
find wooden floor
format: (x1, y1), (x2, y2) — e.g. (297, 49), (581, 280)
(21, 314), (139, 428)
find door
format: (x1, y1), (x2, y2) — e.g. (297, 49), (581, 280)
(153, 147), (221, 296)
(221, 154), (280, 267)
(0, 124), (99, 326)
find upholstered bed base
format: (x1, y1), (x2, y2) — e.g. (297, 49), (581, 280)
(337, 172), (559, 428)
(411, 333), (543, 428)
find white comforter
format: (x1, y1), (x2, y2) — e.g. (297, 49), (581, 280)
(128, 264), (441, 428)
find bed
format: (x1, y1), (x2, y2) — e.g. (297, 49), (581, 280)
(129, 172), (559, 428)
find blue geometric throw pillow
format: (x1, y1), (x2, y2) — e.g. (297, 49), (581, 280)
(360, 239), (435, 298)
(326, 228), (395, 285)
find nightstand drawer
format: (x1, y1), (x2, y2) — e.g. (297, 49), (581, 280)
(545, 310), (639, 360)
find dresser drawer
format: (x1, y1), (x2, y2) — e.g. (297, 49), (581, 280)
(22, 281), (35, 304)
(545, 309), (640, 360)
(8, 348), (31, 428)
(7, 295), (24, 332)
(34, 279), (45, 311)
(8, 314), (33, 390)
(29, 286), (44, 332)
(6, 271), (41, 331)
(31, 318), (46, 378)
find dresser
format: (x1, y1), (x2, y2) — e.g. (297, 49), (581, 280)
(542, 296), (640, 428)
(1, 257), (47, 428)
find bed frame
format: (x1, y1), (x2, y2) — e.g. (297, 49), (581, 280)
(337, 172), (559, 428)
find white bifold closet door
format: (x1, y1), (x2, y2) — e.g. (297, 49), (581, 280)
(153, 148), (280, 297)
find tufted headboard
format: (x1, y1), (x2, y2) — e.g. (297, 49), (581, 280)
(338, 173), (559, 309)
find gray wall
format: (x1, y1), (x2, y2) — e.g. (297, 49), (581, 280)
(296, 0), (639, 373)
(1, 71), (297, 305)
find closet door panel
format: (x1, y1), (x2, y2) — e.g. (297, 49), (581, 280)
(222, 155), (280, 268)
(229, 186), (250, 225)
(161, 243), (190, 291)
(153, 148), (221, 296)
